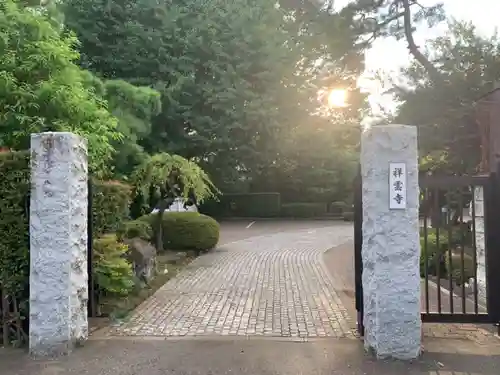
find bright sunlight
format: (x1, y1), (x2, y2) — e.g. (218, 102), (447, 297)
(327, 89), (348, 108)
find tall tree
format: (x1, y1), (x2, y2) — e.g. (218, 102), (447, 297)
(0, 0), (121, 173)
(394, 21), (500, 174)
(64, 0), (367, 197)
(81, 72), (162, 178)
(285, 0), (446, 78)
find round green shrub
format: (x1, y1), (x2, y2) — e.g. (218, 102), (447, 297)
(143, 212), (220, 252)
(445, 252), (475, 285)
(117, 219), (153, 241)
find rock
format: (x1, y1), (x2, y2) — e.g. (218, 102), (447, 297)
(123, 237), (157, 281)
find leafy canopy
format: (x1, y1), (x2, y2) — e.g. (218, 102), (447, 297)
(132, 153), (219, 204)
(0, 0), (121, 173)
(64, 0), (365, 200)
(394, 20), (500, 173)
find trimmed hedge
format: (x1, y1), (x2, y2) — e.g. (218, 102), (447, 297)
(142, 212), (220, 252)
(92, 180), (132, 236)
(0, 151), (30, 298)
(200, 192), (280, 217)
(117, 219), (153, 241)
(328, 201), (349, 215)
(280, 202), (327, 217)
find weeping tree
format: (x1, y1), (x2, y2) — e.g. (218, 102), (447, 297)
(132, 153), (219, 250)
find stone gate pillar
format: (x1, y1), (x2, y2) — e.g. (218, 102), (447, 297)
(29, 132), (89, 358)
(361, 124), (421, 360)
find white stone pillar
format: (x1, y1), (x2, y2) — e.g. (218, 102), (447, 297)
(470, 188), (487, 301)
(361, 125), (421, 360)
(29, 132), (89, 358)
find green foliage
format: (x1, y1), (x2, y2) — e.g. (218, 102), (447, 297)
(64, 0), (365, 199)
(329, 201), (349, 215)
(132, 152), (218, 204)
(342, 212), (354, 222)
(93, 234), (135, 297)
(444, 253), (475, 286)
(0, 151), (30, 298)
(142, 213), (220, 252)
(81, 73), (162, 178)
(201, 193), (281, 218)
(92, 180), (132, 236)
(280, 203), (327, 218)
(420, 228), (448, 277)
(342, 0), (445, 42)
(117, 219), (153, 242)
(393, 21), (500, 173)
(0, 0), (121, 174)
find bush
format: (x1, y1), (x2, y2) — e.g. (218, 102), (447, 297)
(280, 202), (327, 217)
(92, 180), (132, 236)
(200, 193), (280, 217)
(342, 212), (354, 221)
(0, 151), (30, 300)
(445, 253), (475, 286)
(117, 219), (153, 242)
(93, 234), (135, 297)
(420, 229), (448, 277)
(329, 201), (349, 215)
(142, 212), (220, 252)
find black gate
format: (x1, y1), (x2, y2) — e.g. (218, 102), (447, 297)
(354, 166), (500, 336)
(353, 164), (364, 336)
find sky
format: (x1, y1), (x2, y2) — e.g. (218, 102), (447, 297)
(356, 0), (500, 116)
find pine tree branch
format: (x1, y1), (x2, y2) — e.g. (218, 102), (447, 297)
(401, 0), (443, 82)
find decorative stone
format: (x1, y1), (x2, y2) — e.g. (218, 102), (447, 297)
(361, 124), (421, 360)
(124, 237), (157, 281)
(29, 132), (88, 358)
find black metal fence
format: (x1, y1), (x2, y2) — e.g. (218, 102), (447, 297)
(420, 175), (486, 322)
(354, 167), (500, 336)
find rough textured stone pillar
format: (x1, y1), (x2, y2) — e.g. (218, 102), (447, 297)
(29, 132), (88, 358)
(470, 188), (487, 301)
(361, 124), (421, 360)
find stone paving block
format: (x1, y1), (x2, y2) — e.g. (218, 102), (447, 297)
(108, 227), (357, 339)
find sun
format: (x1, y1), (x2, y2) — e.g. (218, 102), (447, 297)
(327, 89), (348, 108)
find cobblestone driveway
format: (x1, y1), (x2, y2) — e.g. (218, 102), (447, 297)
(108, 225), (355, 338)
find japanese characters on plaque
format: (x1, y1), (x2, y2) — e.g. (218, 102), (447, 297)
(389, 162), (407, 209)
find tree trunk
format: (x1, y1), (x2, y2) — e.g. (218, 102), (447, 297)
(154, 208), (164, 252)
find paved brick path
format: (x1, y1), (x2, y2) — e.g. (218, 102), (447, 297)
(107, 225), (356, 338)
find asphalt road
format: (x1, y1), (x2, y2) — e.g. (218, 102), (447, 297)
(218, 218), (350, 245)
